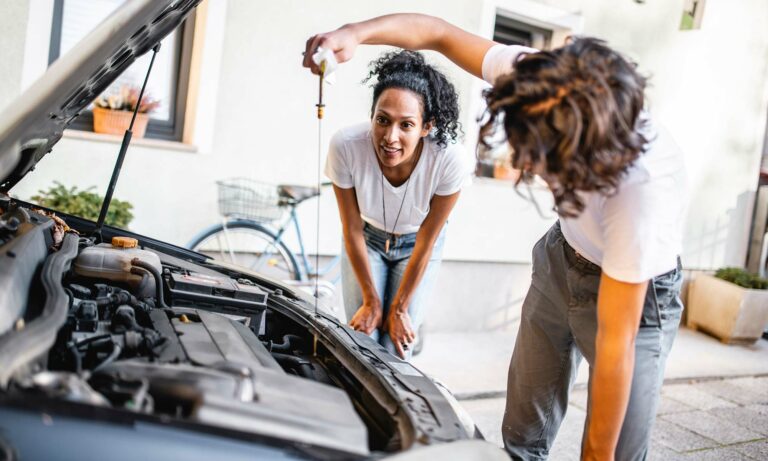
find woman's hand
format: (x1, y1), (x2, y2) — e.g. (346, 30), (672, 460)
(386, 309), (416, 359)
(303, 25), (360, 74)
(302, 14), (495, 79)
(349, 299), (383, 335)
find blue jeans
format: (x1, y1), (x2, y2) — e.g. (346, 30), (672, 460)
(503, 222), (683, 460)
(341, 221), (446, 360)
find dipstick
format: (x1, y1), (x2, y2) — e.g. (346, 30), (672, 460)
(313, 61), (326, 314)
(316, 61), (326, 120)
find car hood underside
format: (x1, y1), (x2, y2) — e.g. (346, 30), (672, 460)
(0, 0), (200, 192)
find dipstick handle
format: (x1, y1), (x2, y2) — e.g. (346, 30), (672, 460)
(316, 61), (326, 120)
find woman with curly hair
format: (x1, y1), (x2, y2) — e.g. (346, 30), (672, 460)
(325, 50), (472, 361)
(306, 14), (687, 461)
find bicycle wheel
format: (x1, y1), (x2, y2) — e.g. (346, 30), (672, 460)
(188, 221), (301, 281)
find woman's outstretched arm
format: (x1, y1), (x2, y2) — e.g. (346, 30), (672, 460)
(303, 14), (496, 79)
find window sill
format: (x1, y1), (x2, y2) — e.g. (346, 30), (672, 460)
(63, 129), (198, 153)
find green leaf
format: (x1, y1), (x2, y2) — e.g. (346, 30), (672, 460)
(31, 181), (134, 228)
(714, 267), (768, 290)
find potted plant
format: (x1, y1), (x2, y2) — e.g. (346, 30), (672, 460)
(686, 267), (768, 344)
(92, 85), (160, 138)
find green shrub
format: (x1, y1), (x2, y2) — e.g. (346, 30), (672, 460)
(31, 182), (134, 229)
(714, 267), (768, 290)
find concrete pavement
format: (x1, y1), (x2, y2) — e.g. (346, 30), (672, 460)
(412, 327), (768, 459)
(412, 327), (768, 398)
(460, 376), (768, 460)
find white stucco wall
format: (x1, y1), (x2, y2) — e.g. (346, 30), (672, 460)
(3, 0), (768, 270)
(0, 1), (30, 111)
(538, 0), (768, 269)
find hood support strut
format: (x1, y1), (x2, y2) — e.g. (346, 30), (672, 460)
(93, 44), (161, 243)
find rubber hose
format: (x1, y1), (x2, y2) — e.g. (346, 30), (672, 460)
(130, 258), (169, 309)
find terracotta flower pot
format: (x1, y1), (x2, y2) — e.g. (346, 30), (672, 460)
(493, 162), (521, 181)
(92, 106), (149, 138)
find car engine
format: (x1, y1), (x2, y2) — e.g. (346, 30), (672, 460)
(0, 205), (423, 459)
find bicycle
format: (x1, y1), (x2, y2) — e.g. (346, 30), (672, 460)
(187, 178), (340, 289)
(187, 178), (426, 354)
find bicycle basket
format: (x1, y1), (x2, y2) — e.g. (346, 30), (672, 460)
(216, 178), (285, 223)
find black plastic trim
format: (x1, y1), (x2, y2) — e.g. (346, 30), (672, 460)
(0, 232), (79, 387)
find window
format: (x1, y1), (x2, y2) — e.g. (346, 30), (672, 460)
(493, 15), (552, 49)
(680, 0), (706, 31)
(48, 0), (195, 141)
(476, 15), (554, 179)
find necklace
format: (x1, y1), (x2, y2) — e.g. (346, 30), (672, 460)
(381, 173), (410, 254)
(380, 140), (422, 254)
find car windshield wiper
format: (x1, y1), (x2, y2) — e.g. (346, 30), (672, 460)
(93, 44), (161, 242)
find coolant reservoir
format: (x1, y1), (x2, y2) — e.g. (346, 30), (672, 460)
(73, 237), (162, 298)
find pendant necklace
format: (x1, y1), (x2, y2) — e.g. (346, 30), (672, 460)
(381, 173), (410, 254)
(381, 141), (422, 254)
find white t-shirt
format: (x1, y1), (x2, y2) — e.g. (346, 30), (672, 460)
(325, 122), (473, 235)
(482, 44), (688, 283)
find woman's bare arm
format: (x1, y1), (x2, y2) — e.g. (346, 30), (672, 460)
(333, 185), (382, 333)
(303, 14), (496, 79)
(583, 274), (649, 459)
(386, 191), (460, 358)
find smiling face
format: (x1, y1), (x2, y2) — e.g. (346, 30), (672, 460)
(371, 88), (432, 171)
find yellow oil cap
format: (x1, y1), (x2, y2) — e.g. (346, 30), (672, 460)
(111, 236), (138, 249)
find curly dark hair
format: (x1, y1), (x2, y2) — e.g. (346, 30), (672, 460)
(364, 50), (461, 147)
(480, 37), (649, 217)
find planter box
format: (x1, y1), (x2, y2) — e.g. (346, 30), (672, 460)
(687, 273), (768, 344)
(92, 106), (149, 138)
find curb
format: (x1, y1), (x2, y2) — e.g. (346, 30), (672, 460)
(454, 372), (768, 401)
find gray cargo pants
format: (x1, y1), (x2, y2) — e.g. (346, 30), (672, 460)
(503, 222), (683, 460)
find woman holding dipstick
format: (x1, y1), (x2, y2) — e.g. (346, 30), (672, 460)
(324, 50), (473, 360)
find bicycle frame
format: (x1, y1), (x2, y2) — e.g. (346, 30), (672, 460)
(276, 206), (340, 281)
(188, 187), (340, 284)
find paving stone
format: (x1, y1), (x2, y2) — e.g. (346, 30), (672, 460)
(661, 384), (738, 410)
(716, 405), (768, 437)
(656, 395), (696, 415)
(648, 443), (687, 461)
(459, 376), (768, 459)
(650, 419), (719, 452)
(677, 447), (754, 460)
(463, 396), (589, 458)
(726, 377), (768, 403)
(699, 379), (768, 406)
(735, 439), (768, 460)
(662, 410), (763, 445)
(752, 404), (768, 415)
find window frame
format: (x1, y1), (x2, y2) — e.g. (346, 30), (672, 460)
(493, 15), (553, 49)
(47, 0), (196, 142)
(475, 14), (555, 179)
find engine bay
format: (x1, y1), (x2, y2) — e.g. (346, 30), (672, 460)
(0, 205), (440, 458)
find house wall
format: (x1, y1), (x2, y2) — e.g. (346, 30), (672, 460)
(0, 1), (30, 110)
(1, 0), (767, 331)
(546, 0), (768, 270)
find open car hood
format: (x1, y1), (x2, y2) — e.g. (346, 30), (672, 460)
(0, 0), (200, 192)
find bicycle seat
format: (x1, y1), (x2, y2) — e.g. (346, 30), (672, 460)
(278, 184), (320, 204)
